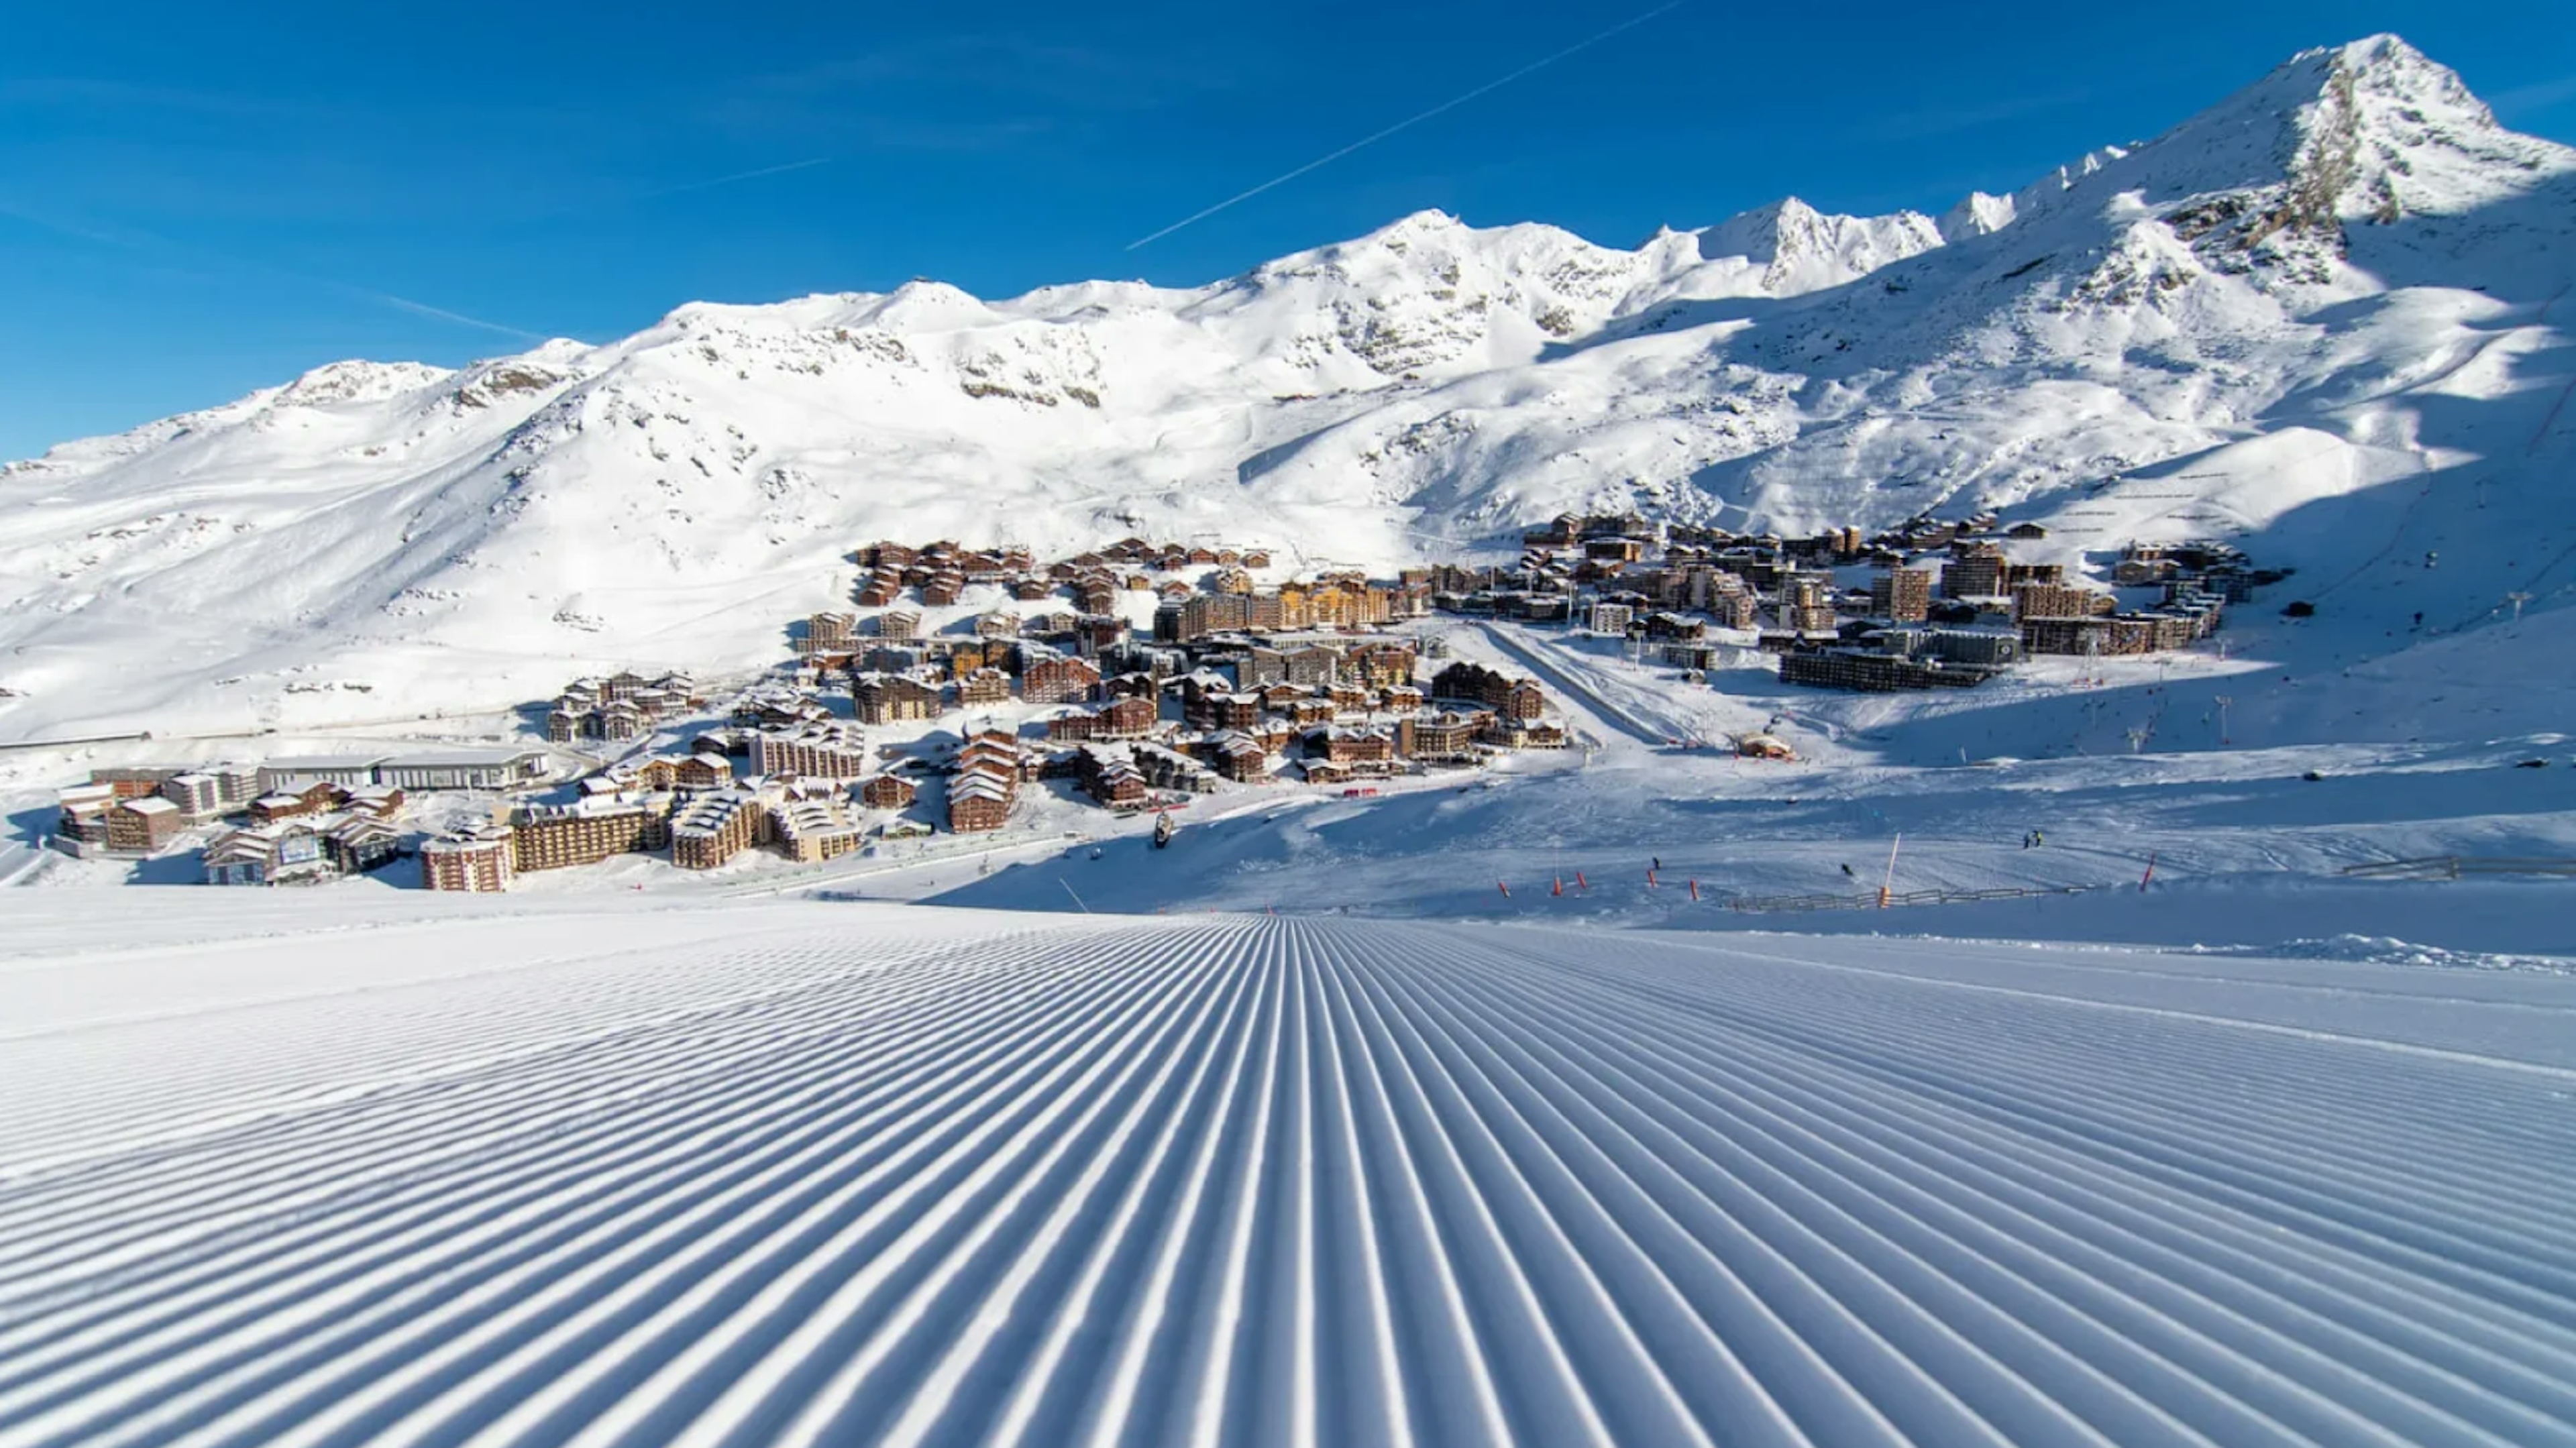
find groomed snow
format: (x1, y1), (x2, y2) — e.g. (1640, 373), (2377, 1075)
(3, 895), (2570, 1446)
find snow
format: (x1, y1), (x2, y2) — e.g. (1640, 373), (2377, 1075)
(0, 892), (2568, 1445)
(3, 34), (2572, 1439)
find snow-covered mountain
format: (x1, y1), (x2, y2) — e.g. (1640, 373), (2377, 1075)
(3, 34), (2571, 738)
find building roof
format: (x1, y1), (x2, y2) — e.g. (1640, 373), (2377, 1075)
(376, 748), (546, 769)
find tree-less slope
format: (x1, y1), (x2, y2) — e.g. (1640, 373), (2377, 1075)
(1, 900), (2568, 1446)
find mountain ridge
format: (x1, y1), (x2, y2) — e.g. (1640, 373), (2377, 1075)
(2, 33), (2570, 739)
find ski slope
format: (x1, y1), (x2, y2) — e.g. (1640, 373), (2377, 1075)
(3, 897), (2570, 1447)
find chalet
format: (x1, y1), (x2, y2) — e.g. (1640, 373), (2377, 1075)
(947, 729), (1024, 833)
(672, 791), (765, 870)
(676, 753), (735, 793)
(1095, 695), (1159, 739)
(249, 779), (341, 824)
(157, 772), (227, 822)
(510, 800), (670, 872)
(1398, 710), (1486, 763)
(976, 609), (1020, 639)
(343, 784), (405, 818)
(1103, 671), (1161, 701)
(1344, 643), (1417, 690)
(947, 771), (1012, 833)
(957, 667), (1013, 705)
(88, 767), (182, 801)
(877, 610), (922, 642)
(1430, 662), (1548, 722)
(1022, 655), (1102, 706)
(859, 773), (918, 810)
(1203, 731), (1272, 782)
(1483, 718), (1570, 750)
(804, 611), (857, 653)
(853, 671), (941, 724)
(203, 822), (331, 886)
(1046, 710), (1100, 742)
(690, 728), (753, 758)
(1079, 747), (1149, 808)
(1284, 645), (1341, 688)
(1134, 743), (1216, 793)
(618, 757), (684, 793)
(422, 823), (515, 891)
(52, 792), (114, 856)
(770, 796), (864, 863)
(325, 815), (403, 875)
(752, 720), (872, 781)
(1305, 725), (1396, 775)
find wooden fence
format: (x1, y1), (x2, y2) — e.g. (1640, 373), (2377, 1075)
(2339, 856), (2576, 881)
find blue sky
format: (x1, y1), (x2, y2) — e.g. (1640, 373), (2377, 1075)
(3, 0), (2571, 460)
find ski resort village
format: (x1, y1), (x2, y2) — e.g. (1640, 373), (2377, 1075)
(32, 515), (2269, 893)
(1, 28), (2573, 1448)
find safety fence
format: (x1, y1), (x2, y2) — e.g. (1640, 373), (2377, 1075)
(2339, 856), (2576, 881)
(1724, 883), (2106, 914)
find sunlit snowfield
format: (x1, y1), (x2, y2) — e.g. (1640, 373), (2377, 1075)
(2, 897), (2569, 1447)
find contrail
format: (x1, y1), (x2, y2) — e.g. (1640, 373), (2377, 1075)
(631, 156), (834, 201)
(0, 199), (549, 342)
(1126, 0), (1686, 250)
(343, 286), (547, 341)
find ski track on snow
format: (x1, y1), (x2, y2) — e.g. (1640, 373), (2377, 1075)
(0, 910), (2570, 1447)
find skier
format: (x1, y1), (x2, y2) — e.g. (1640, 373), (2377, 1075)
(1840, 863), (1856, 878)
(1652, 855), (1662, 873)
(2032, 828), (2045, 848)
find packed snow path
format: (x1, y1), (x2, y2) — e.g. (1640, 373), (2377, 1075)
(1, 902), (2572, 1447)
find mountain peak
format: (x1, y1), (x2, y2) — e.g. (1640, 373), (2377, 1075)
(1695, 197), (1943, 290)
